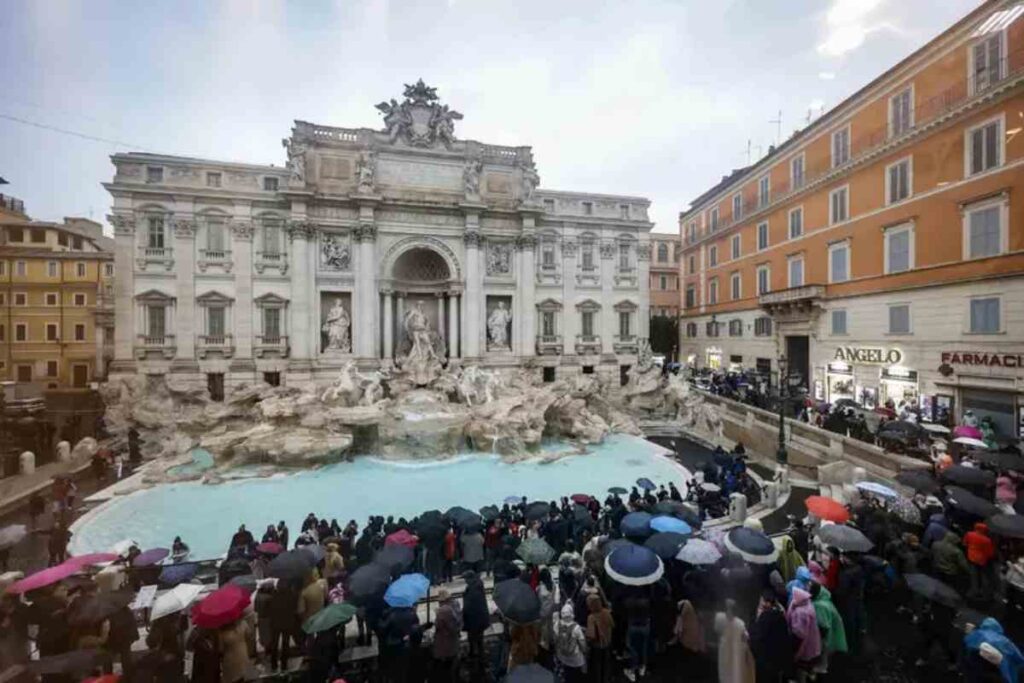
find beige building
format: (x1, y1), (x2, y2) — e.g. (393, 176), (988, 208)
(648, 234), (681, 319)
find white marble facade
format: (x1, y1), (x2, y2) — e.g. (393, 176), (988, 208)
(105, 81), (653, 388)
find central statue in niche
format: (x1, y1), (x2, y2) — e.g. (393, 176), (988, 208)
(398, 300), (445, 386)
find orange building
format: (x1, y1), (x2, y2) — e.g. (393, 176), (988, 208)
(678, 1), (1024, 435)
(649, 234), (682, 318)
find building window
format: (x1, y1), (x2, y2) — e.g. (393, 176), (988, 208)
(263, 371), (281, 387)
(971, 31), (1005, 94)
(76, 262), (86, 277)
(580, 240), (595, 269)
(886, 157), (912, 204)
(788, 207), (803, 239)
(147, 216), (165, 249)
(8, 228), (23, 242)
(31, 228), (46, 243)
(831, 125), (850, 167)
(673, 245), (681, 263)
(147, 305), (166, 339)
(757, 222), (769, 251)
(582, 201), (593, 216)
(206, 217), (227, 255)
(705, 321), (719, 337)
(657, 243), (669, 262)
(708, 278), (718, 304)
(15, 261), (26, 277)
(884, 223), (914, 274)
(888, 304), (911, 334)
(206, 172), (222, 188)
(728, 319), (743, 337)
(730, 234), (741, 260)
(659, 274), (668, 290)
(541, 311), (556, 337)
(732, 193), (743, 221)
(708, 245), (718, 267)
(0, 262), (4, 276)
(57, 232), (68, 246)
(618, 243), (630, 269)
(539, 241), (555, 268)
(754, 317), (772, 336)
(14, 292), (26, 306)
(964, 199), (1006, 260)
(263, 177), (279, 192)
(72, 236), (83, 250)
(788, 256), (804, 288)
(831, 309), (848, 335)
(688, 255), (695, 274)
(46, 323), (59, 341)
(15, 324), (27, 342)
(791, 154), (805, 190)
(828, 241), (850, 283)
(685, 322), (698, 338)
(207, 306), (226, 339)
(207, 373), (225, 402)
(17, 365), (31, 381)
(709, 207), (719, 232)
(685, 285), (696, 309)
(0, 324), (4, 341)
(74, 293), (86, 306)
(581, 310), (595, 336)
(758, 175), (770, 208)
(543, 199), (555, 213)
(45, 293), (58, 307)
(730, 272), (741, 300)
(687, 221), (697, 243)
(618, 311), (632, 338)
(47, 261), (58, 277)
(262, 307), (281, 341)
(105, 263), (114, 277)
(619, 204), (630, 219)
(966, 116), (1004, 175)
(146, 166), (163, 183)
(829, 186), (849, 225)
(541, 366), (556, 383)
(889, 86), (913, 138)
(74, 324), (86, 341)
(970, 297), (1001, 334)
(757, 265), (770, 295)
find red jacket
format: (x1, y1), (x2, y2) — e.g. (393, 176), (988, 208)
(964, 523), (995, 566)
(444, 531), (457, 561)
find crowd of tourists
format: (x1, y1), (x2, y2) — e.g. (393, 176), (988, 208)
(6, 440), (1024, 683)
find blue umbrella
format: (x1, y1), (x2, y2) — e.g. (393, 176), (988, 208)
(620, 512), (653, 539)
(604, 544), (664, 586)
(644, 532), (688, 560)
(384, 573), (429, 608)
(504, 495), (523, 505)
(724, 527), (778, 565)
(650, 516), (692, 535)
(855, 481), (898, 499)
(159, 562), (199, 586)
(636, 477), (656, 491)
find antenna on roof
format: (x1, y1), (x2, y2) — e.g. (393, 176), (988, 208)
(769, 110), (782, 146)
(743, 139), (752, 165)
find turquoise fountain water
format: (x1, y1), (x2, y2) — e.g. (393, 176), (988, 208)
(70, 435), (690, 560)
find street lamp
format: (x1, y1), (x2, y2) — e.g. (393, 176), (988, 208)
(776, 355), (788, 465)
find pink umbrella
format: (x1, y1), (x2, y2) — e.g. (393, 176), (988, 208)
(67, 553), (119, 567)
(6, 562), (82, 594)
(384, 530), (419, 548)
(133, 548), (170, 567)
(256, 542), (284, 556)
(954, 425), (983, 440)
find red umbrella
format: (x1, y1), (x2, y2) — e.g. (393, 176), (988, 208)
(570, 494), (592, 505)
(67, 553), (119, 567)
(384, 530), (419, 548)
(190, 584), (250, 629)
(6, 562), (82, 594)
(805, 496), (850, 523)
(256, 542), (283, 556)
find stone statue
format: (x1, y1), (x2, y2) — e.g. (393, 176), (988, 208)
(281, 138), (306, 184)
(404, 301), (438, 362)
(374, 81), (463, 148)
(321, 298), (351, 353)
(486, 242), (512, 276)
(321, 235), (350, 270)
(520, 162), (540, 204)
(487, 301), (512, 350)
(463, 158), (482, 197)
(375, 98), (411, 143)
(356, 151), (376, 193)
(433, 105), (462, 148)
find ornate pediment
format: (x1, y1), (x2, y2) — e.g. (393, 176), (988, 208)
(134, 289), (175, 303)
(254, 293), (289, 306)
(196, 290), (235, 305)
(375, 79), (463, 149)
(536, 298), (563, 312)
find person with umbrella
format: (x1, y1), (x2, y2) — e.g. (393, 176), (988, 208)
(379, 601), (424, 683)
(749, 590), (790, 683)
(461, 571), (489, 671)
(833, 552), (865, 656)
(460, 524), (485, 574)
(809, 581), (847, 677)
(268, 580), (300, 672)
(299, 572), (327, 633)
(932, 529), (971, 595)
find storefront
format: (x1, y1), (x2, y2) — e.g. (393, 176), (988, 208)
(879, 366), (919, 410)
(927, 350), (1023, 436)
(823, 345), (907, 409)
(825, 361), (855, 404)
(705, 347), (723, 370)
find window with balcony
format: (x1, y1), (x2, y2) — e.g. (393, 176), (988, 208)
(886, 157), (912, 204)
(264, 307), (282, 341)
(206, 172), (222, 188)
(884, 223), (914, 274)
(831, 309), (848, 335)
(255, 293), (289, 356)
(147, 216), (166, 249)
(828, 241), (850, 283)
(970, 297), (1001, 334)
(970, 31), (1005, 94)
(541, 311), (556, 337)
(730, 272), (741, 300)
(685, 285), (696, 309)
(618, 311), (631, 338)
(657, 243), (668, 263)
(580, 240), (595, 270)
(709, 245), (718, 267)
(889, 87), (913, 137)
(202, 217), (230, 265)
(758, 175), (770, 208)
(258, 218), (285, 269)
(788, 207), (803, 239)
(581, 310), (594, 337)
(732, 193), (743, 221)
(708, 278), (718, 305)
(147, 305), (166, 339)
(888, 304), (911, 334)
(754, 316), (772, 336)
(618, 242), (630, 270)
(790, 154), (805, 190)
(964, 199), (1006, 260)
(829, 186), (849, 225)
(967, 116), (1003, 175)
(831, 125), (850, 167)
(731, 234), (741, 260)
(757, 265), (770, 295)
(757, 222), (769, 251)
(263, 177), (279, 192)
(788, 256), (804, 288)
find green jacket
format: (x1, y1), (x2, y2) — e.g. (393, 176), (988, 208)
(811, 586), (848, 654)
(932, 530), (970, 577)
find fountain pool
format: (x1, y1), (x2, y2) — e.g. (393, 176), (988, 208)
(70, 435), (692, 560)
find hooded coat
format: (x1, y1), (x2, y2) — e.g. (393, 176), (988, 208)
(922, 513), (949, 548)
(932, 530), (970, 578)
(811, 586), (847, 654)
(672, 599), (705, 653)
(461, 573), (490, 634)
(552, 603), (586, 669)
(964, 618), (1024, 683)
(964, 523), (996, 566)
(786, 566), (812, 603)
(749, 602), (791, 675)
(786, 588), (822, 663)
(714, 613), (756, 683)
(777, 536), (805, 584)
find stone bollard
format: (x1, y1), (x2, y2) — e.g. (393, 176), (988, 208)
(729, 492), (748, 523)
(19, 451), (35, 475)
(56, 441), (71, 462)
(72, 437), (99, 460)
(775, 465), (790, 493)
(852, 466), (866, 484)
(764, 481), (780, 507)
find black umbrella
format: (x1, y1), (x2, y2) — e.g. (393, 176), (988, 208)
(970, 449), (1024, 471)
(906, 573), (962, 608)
(896, 470), (940, 494)
(68, 591), (135, 626)
(815, 525), (873, 553)
(643, 532), (688, 560)
(944, 486), (998, 518)
(444, 506), (476, 524)
(493, 579), (541, 624)
(941, 466), (996, 488)
(347, 563), (391, 606)
(652, 500), (701, 529)
(374, 544), (415, 576)
(414, 516), (448, 542)
(608, 487), (628, 495)
(267, 550), (314, 582)
(879, 420), (924, 437)
(571, 505), (595, 529)
(217, 556), (254, 586)
(525, 501), (552, 522)
(28, 649), (109, 675)
(480, 505), (501, 522)
(457, 513), (483, 532)
(988, 514), (1024, 539)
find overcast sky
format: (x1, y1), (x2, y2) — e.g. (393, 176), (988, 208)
(0, 0), (980, 235)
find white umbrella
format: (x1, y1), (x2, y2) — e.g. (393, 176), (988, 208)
(953, 437), (989, 449)
(150, 583), (204, 621)
(920, 422), (951, 434)
(0, 524), (28, 550)
(112, 538), (140, 555)
(676, 538), (722, 565)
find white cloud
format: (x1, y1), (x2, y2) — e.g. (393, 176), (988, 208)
(818, 71), (836, 80)
(817, 0), (888, 57)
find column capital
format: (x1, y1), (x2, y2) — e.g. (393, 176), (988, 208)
(108, 214), (136, 236)
(515, 233), (537, 251)
(381, 288), (394, 297)
(287, 220), (316, 242)
(353, 222), (378, 242)
(463, 230), (482, 247)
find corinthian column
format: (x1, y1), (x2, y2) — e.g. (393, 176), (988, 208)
(448, 293), (460, 359)
(382, 290), (394, 360)
(287, 221), (315, 362)
(172, 217), (197, 362)
(355, 223), (378, 358)
(463, 229), (482, 359)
